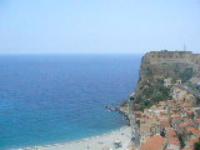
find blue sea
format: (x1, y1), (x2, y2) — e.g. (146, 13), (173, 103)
(0, 54), (141, 149)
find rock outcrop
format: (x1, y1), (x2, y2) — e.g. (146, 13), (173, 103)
(134, 50), (200, 110)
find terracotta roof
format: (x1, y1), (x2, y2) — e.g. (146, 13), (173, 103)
(186, 111), (194, 115)
(172, 116), (182, 120)
(196, 118), (200, 124)
(167, 128), (180, 146)
(189, 138), (200, 149)
(168, 138), (180, 146)
(140, 135), (166, 150)
(167, 129), (177, 137)
(187, 127), (200, 136)
(160, 117), (170, 128)
(189, 138), (199, 145)
(179, 121), (194, 128)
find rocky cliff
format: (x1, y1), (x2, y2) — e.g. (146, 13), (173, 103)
(134, 50), (200, 110)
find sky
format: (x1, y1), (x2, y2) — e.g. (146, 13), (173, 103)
(0, 0), (200, 54)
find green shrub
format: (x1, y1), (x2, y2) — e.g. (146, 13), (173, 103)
(179, 68), (193, 82)
(136, 78), (172, 109)
(194, 142), (200, 150)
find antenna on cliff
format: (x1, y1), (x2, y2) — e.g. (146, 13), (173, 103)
(183, 43), (187, 51)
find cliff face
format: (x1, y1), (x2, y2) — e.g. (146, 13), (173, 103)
(134, 50), (200, 109)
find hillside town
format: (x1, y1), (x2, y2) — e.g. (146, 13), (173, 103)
(129, 79), (200, 150)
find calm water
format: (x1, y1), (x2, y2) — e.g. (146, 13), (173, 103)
(0, 54), (141, 149)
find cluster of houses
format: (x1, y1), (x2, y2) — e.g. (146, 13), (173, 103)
(164, 78), (182, 87)
(132, 88), (200, 150)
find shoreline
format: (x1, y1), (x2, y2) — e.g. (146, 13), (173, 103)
(20, 126), (131, 150)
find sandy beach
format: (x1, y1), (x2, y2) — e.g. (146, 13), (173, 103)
(20, 126), (131, 150)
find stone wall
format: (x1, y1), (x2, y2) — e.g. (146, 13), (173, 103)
(146, 51), (200, 66)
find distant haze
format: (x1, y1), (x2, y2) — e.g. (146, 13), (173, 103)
(0, 0), (200, 54)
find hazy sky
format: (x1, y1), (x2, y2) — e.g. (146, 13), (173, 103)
(0, 0), (200, 54)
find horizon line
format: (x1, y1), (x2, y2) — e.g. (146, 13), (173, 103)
(0, 52), (145, 55)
